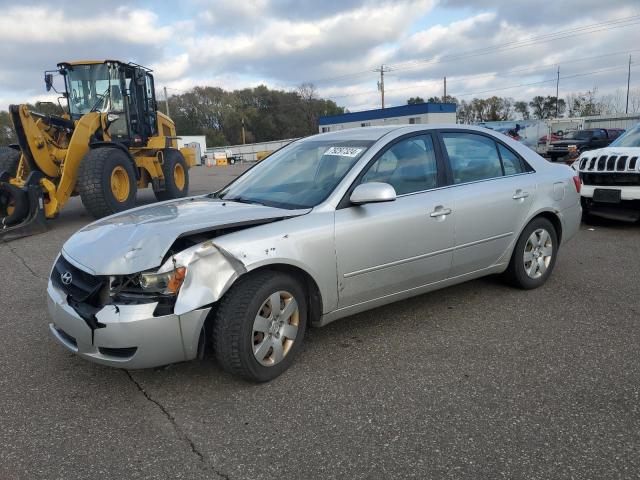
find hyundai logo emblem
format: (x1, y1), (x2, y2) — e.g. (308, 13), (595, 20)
(60, 271), (73, 285)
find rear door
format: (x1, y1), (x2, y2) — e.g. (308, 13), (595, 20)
(334, 133), (456, 307)
(438, 131), (535, 277)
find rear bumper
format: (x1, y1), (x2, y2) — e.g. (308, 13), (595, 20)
(559, 201), (582, 245)
(47, 281), (211, 369)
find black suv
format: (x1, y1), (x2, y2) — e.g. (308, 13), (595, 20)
(547, 128), (624, 161)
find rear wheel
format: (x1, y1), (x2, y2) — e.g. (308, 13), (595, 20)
(77, 147), (137, 218)
(213, 271), (307, 382)
(154, 149), (189, 201)
(0, 147), (21, 176)
(505, 217), (558, 289)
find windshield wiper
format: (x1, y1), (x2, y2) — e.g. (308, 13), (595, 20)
(223, 196), (265, 206)
(90, 87), (111, 113)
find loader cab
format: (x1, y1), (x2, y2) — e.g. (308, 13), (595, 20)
(57, 60), (158, 146)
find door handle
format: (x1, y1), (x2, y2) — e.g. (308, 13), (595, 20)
(429, 206), (452, 217)
(512, 190), (529, 200)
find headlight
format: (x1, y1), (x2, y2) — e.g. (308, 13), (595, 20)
(139, 267), (186, 295)
(107, 113), (120, 123)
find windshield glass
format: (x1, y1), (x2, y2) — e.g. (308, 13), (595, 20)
(64, 63), (124, 116)
(218, 139), (374, 209)
(563, 130), (592, 140)
(609, 126), (639, 147)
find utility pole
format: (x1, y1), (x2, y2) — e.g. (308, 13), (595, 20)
(555, 66), (560, 118)
(375, 65), (389, 109)
(626, 54), (631, 114)
(241, 117), (246, 145)
(444, 76), (447, 101)
(163, 86), (170, 117)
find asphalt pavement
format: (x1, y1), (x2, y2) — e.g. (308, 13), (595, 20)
(1, 164), (639, 479)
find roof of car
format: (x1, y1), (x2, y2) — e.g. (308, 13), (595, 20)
(313, 124), (497, 142)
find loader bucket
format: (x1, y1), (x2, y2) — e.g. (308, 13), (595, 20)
(0, 172), (48, 241)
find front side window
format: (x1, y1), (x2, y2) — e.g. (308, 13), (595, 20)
(360, 135), (438, 195)
(218, 140), (373, 209)
(442, 133), (503, 184)
(592, 129), (607, 139)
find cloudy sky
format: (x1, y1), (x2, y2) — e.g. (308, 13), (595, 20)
(1, 0), (639, 111)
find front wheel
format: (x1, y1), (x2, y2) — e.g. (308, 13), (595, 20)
(213, 271), (307, 382)
(505, 217), (558, 289)
(77, 147), (138, 218)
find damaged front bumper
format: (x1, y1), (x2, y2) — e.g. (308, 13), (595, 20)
(47, 281), (211, 369)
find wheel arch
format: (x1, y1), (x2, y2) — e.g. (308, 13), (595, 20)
(529, 209), (563, 245)
(245, 263), (324, 328)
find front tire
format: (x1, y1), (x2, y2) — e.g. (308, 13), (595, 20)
(154, 149), (189, 201)
(213, 271), (307, 382)
(77, 147), (138, 218)
(505, 217), (558, 289)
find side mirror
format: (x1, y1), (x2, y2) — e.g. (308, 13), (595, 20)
(44, 73), (53, 92)
(350, 182), (396, 205)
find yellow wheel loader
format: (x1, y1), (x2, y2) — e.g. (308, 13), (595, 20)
(0, 60), (196, 240)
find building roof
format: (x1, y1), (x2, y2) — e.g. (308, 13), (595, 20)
(319, 102), (456, 126)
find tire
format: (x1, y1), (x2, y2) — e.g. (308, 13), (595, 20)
(77, 147), (137, 218)
(0, 147), (21, 176)
(504, 217), (558, 289)
(0, 181), (29, 226)
(213, 270), (308, 382)
(154, 149), (189, 201)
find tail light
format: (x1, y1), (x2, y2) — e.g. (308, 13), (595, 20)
(572, 175), (581, 194)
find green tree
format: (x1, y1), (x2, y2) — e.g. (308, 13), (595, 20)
(407, 96), (425, 104)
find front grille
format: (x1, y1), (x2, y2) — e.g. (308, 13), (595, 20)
(51, 256), (106, 306)
(579, 154), (639, 173)
(580, 172), (640, 186)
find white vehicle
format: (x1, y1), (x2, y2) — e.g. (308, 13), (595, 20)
(575, 124), (640, 222)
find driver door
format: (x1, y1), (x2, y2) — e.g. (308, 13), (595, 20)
(334, 133), (456, 308)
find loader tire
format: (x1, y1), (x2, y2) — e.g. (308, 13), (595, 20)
(77, 147), (137, 219)
(154, 149), (189, 201)
(0, 147), (21, 177)
(0, 182), (29, 226)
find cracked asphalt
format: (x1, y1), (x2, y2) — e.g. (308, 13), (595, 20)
(1, 165), (639, 479)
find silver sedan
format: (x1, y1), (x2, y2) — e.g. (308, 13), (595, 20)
(47, 125), (582, 381)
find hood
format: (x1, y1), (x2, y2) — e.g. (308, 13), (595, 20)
(62, 196), (310, 275)
(579, 146), (640, 158)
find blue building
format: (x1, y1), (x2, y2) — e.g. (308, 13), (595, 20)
(319, 103), (456, 133)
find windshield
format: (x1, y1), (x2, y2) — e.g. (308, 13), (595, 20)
(217, 139), (374, 209)
(563, 130), (592, 140)
(64, 63), (124, 116)
(609, 125), (639, 147)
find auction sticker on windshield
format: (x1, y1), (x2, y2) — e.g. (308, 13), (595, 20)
(324, 146), (364, 157)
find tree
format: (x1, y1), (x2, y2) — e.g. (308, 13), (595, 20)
(529, 95), (565, 119)
(407, 96), (425, 104)
(514, 101), (529, 120)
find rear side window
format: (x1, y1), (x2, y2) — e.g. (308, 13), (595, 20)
(497, 144), (525, 175)
(361, 135), (438, 195)
(442, 133), (503, 184)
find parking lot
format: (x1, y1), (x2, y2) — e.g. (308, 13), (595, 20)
(1, 164), (639, 479)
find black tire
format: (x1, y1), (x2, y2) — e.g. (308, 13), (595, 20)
(0, 147), (21, 176)
(77, 147), (137, 218)
(0, 181), (29, 226)
(154, 149), (189, 201)
(504, 217), (558, 289)
(213, 270), (308, 382)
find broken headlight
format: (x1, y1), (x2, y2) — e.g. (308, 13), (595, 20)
(139, 267), (186, 295)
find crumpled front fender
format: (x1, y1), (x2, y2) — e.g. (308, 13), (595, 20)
(166, 241), (247, 315)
